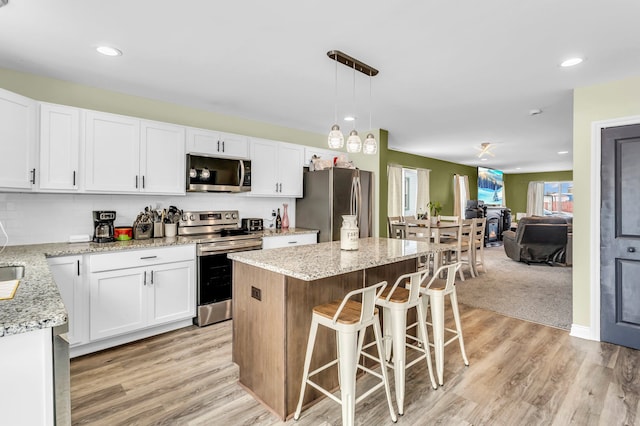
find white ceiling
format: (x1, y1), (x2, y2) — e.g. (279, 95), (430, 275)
(2, 1), (640, 173)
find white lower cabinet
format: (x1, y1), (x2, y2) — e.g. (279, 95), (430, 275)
(47, 255), (87, 346)
(89, 246), (195, 341)
(262, 233), (317, 249)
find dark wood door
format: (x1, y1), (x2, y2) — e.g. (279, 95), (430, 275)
(601, 124), (640, 350)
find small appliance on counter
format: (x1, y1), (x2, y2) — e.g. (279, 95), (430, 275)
(114, 227), (133, 241)
(93, 211), (116, 243)
(241, 218), (263, 232)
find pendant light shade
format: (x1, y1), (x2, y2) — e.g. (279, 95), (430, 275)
(363, 133), (377, 154)
(328, 124), (344, 149)
(346, 130), (362, 153)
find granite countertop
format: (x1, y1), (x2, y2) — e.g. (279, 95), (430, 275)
(0, 228), (319, 338)
(228, 237), (451, 281)
(0, 237), (197, 338)
(261, 227), (318, 237)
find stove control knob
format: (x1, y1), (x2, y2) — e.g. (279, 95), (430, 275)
(189, 214), (196, 221)
(232, 213), (238, 219)
(225, 213), (231, 219)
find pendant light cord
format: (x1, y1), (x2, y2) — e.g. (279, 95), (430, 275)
(369, 73), (373, 132)
(334, 58), (338, 124)
(352, 62), (356, 130)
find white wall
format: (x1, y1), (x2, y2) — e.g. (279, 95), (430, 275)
(0, 192), (294, 245)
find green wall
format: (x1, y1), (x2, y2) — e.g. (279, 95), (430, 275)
(504, 170), (573, 216)
(378, 138), (477, 236)
(573, 74), (640, 328)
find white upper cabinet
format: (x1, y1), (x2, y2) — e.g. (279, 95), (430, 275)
(186, 127), (248, 159)
(39, 103), (80, 191)
(84, 110), (140, 193)
(84, 111), (185, 195)
(140, 120), (185, 194)
(0, 88), (37, 190)
(249, 138), (304, 197)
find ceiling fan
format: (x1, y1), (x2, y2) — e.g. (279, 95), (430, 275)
(476, 142), (496, 158)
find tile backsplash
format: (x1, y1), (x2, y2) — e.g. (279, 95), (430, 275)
(0, 192), (295, 246)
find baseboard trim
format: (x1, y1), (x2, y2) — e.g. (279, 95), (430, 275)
(570, 324), (598, 341)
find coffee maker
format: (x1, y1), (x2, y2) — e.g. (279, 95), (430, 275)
(93, 211), (116, 243)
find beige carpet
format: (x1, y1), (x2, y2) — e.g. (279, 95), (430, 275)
(454, 245), (572, 330)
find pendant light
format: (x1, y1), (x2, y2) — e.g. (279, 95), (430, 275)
(326, 50), (378, 154)
(346, 61), (362, 153)
(327, 55), (344, 149)
(362, 72), (378, 155)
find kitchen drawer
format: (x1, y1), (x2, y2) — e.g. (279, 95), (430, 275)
(89, 245), (195, 273)
(262, 233), (317, 250)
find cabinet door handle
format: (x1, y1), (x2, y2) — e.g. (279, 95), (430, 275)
(142, 175), (145, 189)
(275, 182), (279, 192)
(30, 168), (36, 184)
(150, 270), (154, 285)
(629, 247), (637, 253)
(72, 171), (76, 187)
(143, 270), (147, 286)
(217, 140), (220, 152)
(76, 259), (80, 276)
(135, 175), (139, 189)
(140, 255), (157, 259)
(222, 140), (225, 152)
(288, 241), (298, 244)
(279, 183), (282, 193)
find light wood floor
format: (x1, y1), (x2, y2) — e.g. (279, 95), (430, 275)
(70, 305), (640, 425)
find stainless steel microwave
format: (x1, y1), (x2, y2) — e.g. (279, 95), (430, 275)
(186, 154), (251, 192)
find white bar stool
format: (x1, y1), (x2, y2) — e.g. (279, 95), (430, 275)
(294, 281), (397, 426)
(373, 271), (437, 415)
(420, 263), (470, 386)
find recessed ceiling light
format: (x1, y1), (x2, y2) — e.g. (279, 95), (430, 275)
(480, 158), (488, 162)
(516, 167), (521, 170)
(560, 57), (583, 67)
(344, 116), (356, 122)
(558, 150), (569, 155)
(96, 46), (122, 57)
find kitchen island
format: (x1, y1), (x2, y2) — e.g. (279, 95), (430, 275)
(228, 237), (448, 420)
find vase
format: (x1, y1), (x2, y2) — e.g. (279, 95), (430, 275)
(282, 203), (289, 229)
(340, 215), (359, 250)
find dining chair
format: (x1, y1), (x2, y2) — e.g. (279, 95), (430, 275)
(471, 217), (487, 275)
(443, 219), (475, 281)
(387, 216), (403, 238)
(404, 219), (433, 271)
(438, 215), (460, 241)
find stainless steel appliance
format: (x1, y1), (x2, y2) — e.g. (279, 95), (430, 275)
(178, 210), (262, 326)
(186, 154), (251, 192)
(296, 168), (373, 242)
(241, 218), (263, 232)
(92, 210), (115, 243)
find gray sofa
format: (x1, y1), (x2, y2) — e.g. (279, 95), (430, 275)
(502, 216), (570, 264)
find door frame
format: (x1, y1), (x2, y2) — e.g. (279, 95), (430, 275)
(583, 114), (640, 341)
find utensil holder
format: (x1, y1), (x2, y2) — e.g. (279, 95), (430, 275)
(133, 223), (152, 240)
(153, 222), (164, 238)
(164, 223), (177, 237)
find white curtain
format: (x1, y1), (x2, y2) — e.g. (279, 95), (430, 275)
(527, 181), (545, 216)
(387, 165), (403, 217)
(453, 174), (469, 217)
(416, 168), (430, 218)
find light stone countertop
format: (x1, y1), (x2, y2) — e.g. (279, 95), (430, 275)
(261, 228), (318, 237)
(228, 237), (451, 281)
(0, 228), (318, 338)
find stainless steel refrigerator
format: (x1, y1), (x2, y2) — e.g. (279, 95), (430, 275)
(296, 168), (373, 243)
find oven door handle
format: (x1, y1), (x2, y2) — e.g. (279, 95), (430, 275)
(197, 241), (262, 256)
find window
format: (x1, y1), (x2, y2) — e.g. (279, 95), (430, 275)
(543, 181), (573, 217)
(402, 168), (417, 217)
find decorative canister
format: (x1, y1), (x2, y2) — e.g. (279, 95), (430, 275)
(340, 215), (359, 250)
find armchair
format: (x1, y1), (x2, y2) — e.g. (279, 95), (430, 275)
(502, 216), (569, 264)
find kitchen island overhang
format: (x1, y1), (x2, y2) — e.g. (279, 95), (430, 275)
(228, 237), (449, 420)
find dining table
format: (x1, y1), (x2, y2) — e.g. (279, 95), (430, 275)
(391, 221), (460, 268)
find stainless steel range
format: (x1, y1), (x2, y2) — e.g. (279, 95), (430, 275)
(178, 210), (262, 326)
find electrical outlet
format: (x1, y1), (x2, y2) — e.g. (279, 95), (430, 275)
(251, 286), (262, 301)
